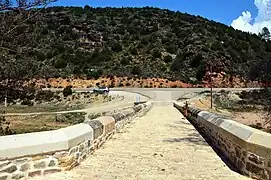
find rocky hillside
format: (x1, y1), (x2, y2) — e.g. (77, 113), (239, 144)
(1, 6), (271, 85)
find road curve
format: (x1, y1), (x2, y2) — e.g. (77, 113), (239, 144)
(44, 87), (262, 93)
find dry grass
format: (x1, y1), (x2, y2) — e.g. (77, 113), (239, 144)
(0, 111), (87, 136)
(191, 97), (271, 133)
(3, 114), (69, 135)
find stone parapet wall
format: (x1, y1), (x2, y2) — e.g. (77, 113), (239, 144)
(174, 102), (271, 180)
(0, 101), (152, 180)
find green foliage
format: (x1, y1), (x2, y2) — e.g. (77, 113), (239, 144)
(54, 59), (67, 69)
(0, 6), (270, 83)
(63, 86), (73, 97)
(152, 49), (162, 58)
(130, 47), (138, 55)
(131, 66), (141, 75)
(166, 44), (177, 54)
(163, 55), (172, 63)
(111, 42), (122, 52)
(259, 27), (270, 40)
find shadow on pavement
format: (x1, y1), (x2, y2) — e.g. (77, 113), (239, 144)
(163, 132), (209, 146)
(174, 108), (243, 175)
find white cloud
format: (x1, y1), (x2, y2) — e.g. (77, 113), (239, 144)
(231, 0), (271, 34)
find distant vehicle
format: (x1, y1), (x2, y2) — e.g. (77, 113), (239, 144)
(93, 86), (109, 94)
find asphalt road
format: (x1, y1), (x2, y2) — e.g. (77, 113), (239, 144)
(44, 87), (262, 92)
(43, 87), (262, 101)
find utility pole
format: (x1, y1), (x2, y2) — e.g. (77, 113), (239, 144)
(4, 96), (7, 107)
(210, 65), (213, 109)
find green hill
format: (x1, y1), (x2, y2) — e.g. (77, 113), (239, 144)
(1, 6), (270, 83)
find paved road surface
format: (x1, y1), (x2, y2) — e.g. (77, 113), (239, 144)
(29, 104), (249, 180)
(45, 87), (261, 101)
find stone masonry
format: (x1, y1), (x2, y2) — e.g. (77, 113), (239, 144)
(0, 102), (152, 180)
(174, 103), (271, 180)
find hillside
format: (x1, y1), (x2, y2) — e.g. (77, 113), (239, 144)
(1, 6), (271, 86)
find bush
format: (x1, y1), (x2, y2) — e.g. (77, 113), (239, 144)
(120, 57), (129, 65)
(54, 59), (67, 69)
(152, 49), (162, 58)
(130, 47), (138, 55)
(63, 86), (73, 97)
(36, 90), (55, 102)
(166, 44), (177, 54)
(163, 55), (172, 63)
(21, 99), (34, 106)
(131, 66), (141, 75)
(111, 43), (122, 52)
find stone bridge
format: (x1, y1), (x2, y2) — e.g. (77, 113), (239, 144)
(0, 88), (269, 180)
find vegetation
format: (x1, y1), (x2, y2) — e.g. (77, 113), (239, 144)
(0, 112), (86, 136)
(0, 6), (270, 84)
(63, 85), (73, 97)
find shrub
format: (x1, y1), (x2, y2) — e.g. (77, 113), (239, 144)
(166, 44), (177, 54)
(130, 47), (138, 55)
(152, 49), (162, 58)
(54, 59), (67, 69)
(131, 66), (141, 75)
(63, 86), (73, 97)
(120, 57), (129, 65)
(163, 55), (172, 63)
(111, 43), (122, 52)
(21, 99), (33, 106)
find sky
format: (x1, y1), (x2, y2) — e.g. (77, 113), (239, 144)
(51, 0), (271, 34)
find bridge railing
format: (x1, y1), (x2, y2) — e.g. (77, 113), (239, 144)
(174, 101), (271, 180)
(0, 101), (152, 179)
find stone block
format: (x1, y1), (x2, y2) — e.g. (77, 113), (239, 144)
(133, 105), (143, 112)
(14, 158), (30, 165)
(84, 120), (103, 139)
(68, 146), (78, 156)
(246, 162), (265, 175)
(111, 113), (125, 122)
(0, 130), (67, 159)
(97, 116), (115, 135)
(235, 146), (242, 158)
(248, 132), (271, 149)
(0, 161), (10, 169)
(53, 151), (68, 159)
(20, 163), (30, 172)
(248, 153), (264, 165)
(78, 143), (85, 153)
(11, 172), (24, 179)
(28, 170), (42, 177)
(236, 159), (245, 170)
(43, 169), (61, 175)
(33, 161), (47, 169)
(122, 109), (135, 117)
(0, 174), (9, 180)
(0, 164), (17, 173)
(63, 161), (78, 171)
(59, 124), (93, 148)
(58, 155), (75, 168)
(32, 156), (46, 161)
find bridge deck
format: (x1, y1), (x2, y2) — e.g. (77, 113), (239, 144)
(29, 106), (249, 180)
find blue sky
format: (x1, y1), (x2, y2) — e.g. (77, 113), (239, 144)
(51, 0), (258, 26)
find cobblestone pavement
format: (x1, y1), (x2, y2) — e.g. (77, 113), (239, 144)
(29, 105), (250, 180)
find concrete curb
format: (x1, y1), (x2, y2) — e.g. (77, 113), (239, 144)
(0, 101), (153, 180)
(174, 101), (271, 180)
